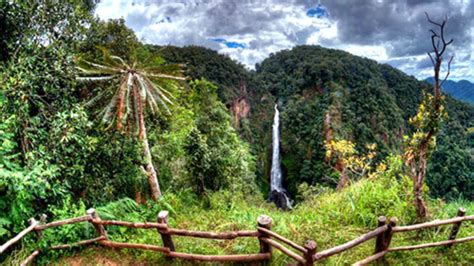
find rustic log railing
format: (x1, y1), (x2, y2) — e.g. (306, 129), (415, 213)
(1, 207), (473, 265)
(353, 207), (473, 265)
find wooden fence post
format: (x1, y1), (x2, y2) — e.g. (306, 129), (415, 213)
(373, 216), (396, 262)
(383, 218), (397, 250)
(157, 211), (175, 253)
(28, 218), (40, 240)
(303, 240), (317, 266)
(447, 207), (466, 248)
(86, 208), (107, 239)
(374, 216), (387, 253)
(30, 214), (47, 239)
(257, 214), (273, 264)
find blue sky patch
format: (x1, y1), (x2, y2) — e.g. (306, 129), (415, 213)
(210, 38), (246, 49)
(307, 4), (330, 19)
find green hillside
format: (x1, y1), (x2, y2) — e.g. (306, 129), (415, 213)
(156, 45), (474, 201)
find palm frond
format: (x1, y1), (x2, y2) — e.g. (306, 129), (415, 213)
(132, 86), (141, 137)
(97, 46), (126, 68)
(77, 76), (116, 82)
(111, 55), (130, 69)
(81, 59), (123, 73)
(151, 83), (174, 105)
(138, 75), (167, 115)
(100, 88), (121, 124)
(116, 75), (129, 130)
(144, 73), (186, 80)
(84, 86), (114, 108)
(148, 79), (176, 100)
(76, 66), (116, 75)
(143, 77), (174, 107)
(138, 53), (166, 68)
(141, 63), (184, 72)
(122, 80), (132, 127)
(150, 90), (171, 115)
(76, 48), (184, 137)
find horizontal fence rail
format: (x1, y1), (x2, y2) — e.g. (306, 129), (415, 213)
(1, 207), (473, 265)
(353, 207), (473, 265)
(392, 214), (474, 232)
(167, 228), (259, 239)
(35, 216), (91, 231)
(91, 219), (167, 229)
(314, 224), (389, 261)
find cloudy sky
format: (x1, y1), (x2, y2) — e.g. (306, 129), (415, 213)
(95, 0), (474, 81)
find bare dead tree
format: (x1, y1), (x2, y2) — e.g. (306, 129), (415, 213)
(406, 13), (453, 219)
(426, 13), (454, 99)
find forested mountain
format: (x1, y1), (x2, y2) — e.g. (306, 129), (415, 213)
(156, 45), (474, 201)
(426, 77), (474, 105)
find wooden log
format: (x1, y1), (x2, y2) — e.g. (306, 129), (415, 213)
(314, 225), (388, 261)
(374, 216), (387, 253)
(99, 240), (170, 253)
(87, 208), (107, 239)
(49, 236), (106, 250)
(157, 211), (175, 252)
(39, 214), (48, 224)
(382, 218), (397, 250)
(92, 220), (167, 229)
(303, 240), (317, 266)
(257, 215), (273, 265)
(29, 214), (47, 239)
(35, 215), (91, 230)
(168, 228), (259, 239)
(35, 214), (47, 239)
(257, 226), (306, 253)
(0, 220), (38, 254)
(388, 236), (474, 252)
(168, 251), (271, 262)
(369, 217), (395, 264)
(447, 208), (466, 248)
(392, 214), (474, 232)
(257, 215), (273, 256)
(28, 218), (40, 239)
(352, 250), (388, 266)
(20, 249), (40, 266)
(261, 237), (306, 264)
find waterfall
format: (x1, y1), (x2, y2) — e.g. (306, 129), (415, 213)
(270, 104), (292, 209)
(270, 104), (283, 192)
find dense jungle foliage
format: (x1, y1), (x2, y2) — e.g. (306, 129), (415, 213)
(157, 45), (474, 200)
(0, 1), (473, 265)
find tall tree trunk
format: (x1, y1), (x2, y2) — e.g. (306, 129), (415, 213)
(336, 158), (348, 191)
(142, 133), (161, 200)
(136, 85), (161, 200)
(411, 152), (428, 219)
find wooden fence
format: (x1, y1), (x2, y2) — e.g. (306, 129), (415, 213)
(1, 207), (473, 265)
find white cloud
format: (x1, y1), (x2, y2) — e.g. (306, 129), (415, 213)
(94, 0), (474, 81)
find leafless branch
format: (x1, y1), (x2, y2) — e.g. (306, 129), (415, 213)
(427, 53), (435, 67)
(425, 12), (442, 27)
(440, 55), (454, 87)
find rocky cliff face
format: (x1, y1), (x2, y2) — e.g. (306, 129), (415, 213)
(228, 82), (251, 128)
(230, 96), (250, 128)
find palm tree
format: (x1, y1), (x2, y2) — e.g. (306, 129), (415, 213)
(76, 49), (185, 200)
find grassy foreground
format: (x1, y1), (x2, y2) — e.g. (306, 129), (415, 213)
(6, 175), (474, 265)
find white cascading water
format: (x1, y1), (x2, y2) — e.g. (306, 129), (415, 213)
(270, 104), (292, 209)
(270, 104), (283, 192)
